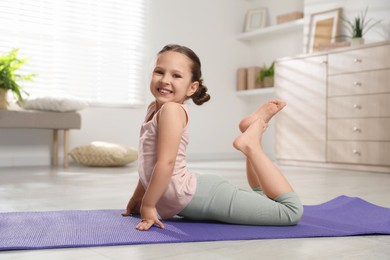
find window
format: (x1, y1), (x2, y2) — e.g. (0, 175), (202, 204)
(0, 0), (146, 107)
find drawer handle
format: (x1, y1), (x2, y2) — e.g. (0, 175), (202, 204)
(353, 104), (361, 109)
(353, 127), (361, 132)
(354, 58), (362, 63)
(352, 149), (361, 156)
(321, 60), (328, 64)
(353, 81), (362, 87)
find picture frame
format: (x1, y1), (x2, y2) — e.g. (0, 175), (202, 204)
(244, 8), (267, 32)
(308, 8), (342, 53)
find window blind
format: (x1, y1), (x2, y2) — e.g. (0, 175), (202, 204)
(0, 0), (146, 107)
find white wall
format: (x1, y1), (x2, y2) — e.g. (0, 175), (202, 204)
(1, 0), (389, 167)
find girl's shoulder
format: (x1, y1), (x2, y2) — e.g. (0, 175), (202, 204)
(160, 102), (188, 115)
(158, 102), (188, 126)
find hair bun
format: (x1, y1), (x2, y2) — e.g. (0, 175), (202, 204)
(192, 84), (210, 105)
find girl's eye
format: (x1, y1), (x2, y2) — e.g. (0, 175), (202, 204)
(154, 69), (163, 75)
(173, 74), (182, 78)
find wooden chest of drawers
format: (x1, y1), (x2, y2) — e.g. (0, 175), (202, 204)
(327, 42), (390, 168)
(275, 41), (390, 172)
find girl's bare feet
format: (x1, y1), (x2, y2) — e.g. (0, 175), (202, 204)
(239, 100), (286, 132)
(233, 119), (267, 154)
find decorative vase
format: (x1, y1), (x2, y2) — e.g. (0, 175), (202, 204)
(262, 76), (274, 88)
(350, 37), (365, 47)
(0, 89), (9, 109)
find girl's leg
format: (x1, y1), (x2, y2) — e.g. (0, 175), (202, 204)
(240, 100), (286, 191)
(245, 159), (260, 189)
(180, 173), (303, 226)
(233, 117), (292, 200)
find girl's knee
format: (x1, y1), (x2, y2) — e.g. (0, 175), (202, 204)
(288, 202), (304, 225)
(275, 192), (304, 225)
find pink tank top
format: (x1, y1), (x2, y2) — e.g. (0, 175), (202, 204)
(138, 102), (197, 219)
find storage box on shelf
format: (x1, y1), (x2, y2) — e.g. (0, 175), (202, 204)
(277, 11), (303, 24)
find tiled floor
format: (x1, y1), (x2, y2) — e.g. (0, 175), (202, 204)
(0, 161), (389, 259)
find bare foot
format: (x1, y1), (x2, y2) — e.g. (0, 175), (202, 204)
(239, 100), (286, 132)
(233, 119), (268, 154)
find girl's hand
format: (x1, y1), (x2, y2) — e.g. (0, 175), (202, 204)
(122, 180), (145, 217)
(136, 206), (164, 231)
(122, 196), (142, 216)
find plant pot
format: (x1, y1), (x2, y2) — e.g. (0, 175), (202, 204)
(262, 76), (274, 88)
(0, 89), (9, 110)
(350, 37), (365, 47)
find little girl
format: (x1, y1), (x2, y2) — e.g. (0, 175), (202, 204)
(122, 44), (303, 231)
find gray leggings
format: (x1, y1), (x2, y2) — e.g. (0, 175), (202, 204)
(179, 174), (303, 226)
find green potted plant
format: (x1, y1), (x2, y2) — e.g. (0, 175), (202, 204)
(0, 48), (35, 109)
(341, 7), (381, 46)
(257, 61), (274, 88)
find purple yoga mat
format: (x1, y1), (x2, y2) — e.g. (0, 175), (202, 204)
(1, 195), (389, 250)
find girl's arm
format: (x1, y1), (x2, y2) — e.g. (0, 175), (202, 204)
(136, 102), (187, 231)
(122, 179), (145, 216)
(123, 101), (154, 217)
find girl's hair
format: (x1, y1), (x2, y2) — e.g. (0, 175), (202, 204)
(158, 44), (210, 105)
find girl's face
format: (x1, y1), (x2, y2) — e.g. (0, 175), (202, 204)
(150, 51), (198, 110)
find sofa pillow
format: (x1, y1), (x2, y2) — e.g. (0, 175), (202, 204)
(69, 141), (138, 167)
(22, 95), (88, 112)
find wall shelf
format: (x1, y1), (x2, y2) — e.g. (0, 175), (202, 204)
(236, 19), (304, 42)
(236, 87), (274, 97)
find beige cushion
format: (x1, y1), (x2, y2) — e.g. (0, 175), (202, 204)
(69, 141), (138, 167)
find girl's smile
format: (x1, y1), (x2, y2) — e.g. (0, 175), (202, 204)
(157, 87), (173, 95)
